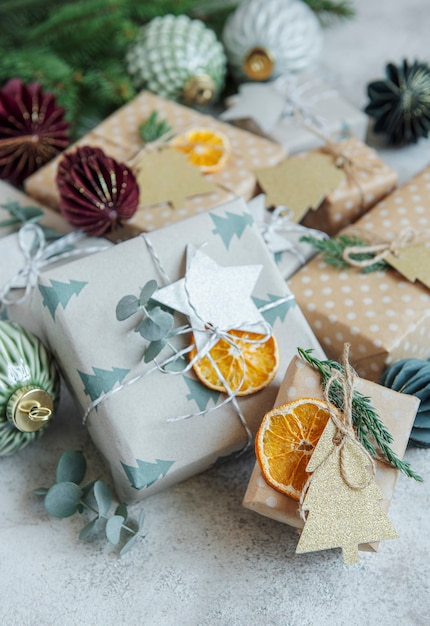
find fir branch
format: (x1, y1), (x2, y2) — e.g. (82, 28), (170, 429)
(300, 233), (388, 273)
(303, 0), (355, 24)
(139, 111), (172, 143)
(297, 348), (423, 482)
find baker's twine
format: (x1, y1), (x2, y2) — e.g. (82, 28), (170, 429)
(342, 227), (430, 268)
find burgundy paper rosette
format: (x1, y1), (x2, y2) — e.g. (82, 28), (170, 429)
(56, 146), (139, 236)
(0, 78), (70, 185)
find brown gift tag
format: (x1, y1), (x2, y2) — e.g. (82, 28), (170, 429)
(243, 356), (419, 553)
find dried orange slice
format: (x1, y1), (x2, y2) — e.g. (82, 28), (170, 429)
(170, 127), (231, 173)
(190, 329), (279, 396)
(256, 398), (334, 500)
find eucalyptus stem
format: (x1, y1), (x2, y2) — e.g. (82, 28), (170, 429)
(297, 348), (423, 481)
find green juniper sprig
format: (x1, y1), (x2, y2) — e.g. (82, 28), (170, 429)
(35, 450), (145, 555)
(297, 348), (423, 482)
(139, 111), (172, 143)
(300, 233), (388, 273)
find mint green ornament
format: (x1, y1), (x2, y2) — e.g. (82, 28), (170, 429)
(0, 321), (60, 455)
(126, 14), (226, 107)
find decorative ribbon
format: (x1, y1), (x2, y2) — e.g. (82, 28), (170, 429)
(299, 343), (376, 521)
(255, 204), (328, 263)
(342, 227), (430, 269)
(82, 235), (295, 454)
(0, 223), (110, 308)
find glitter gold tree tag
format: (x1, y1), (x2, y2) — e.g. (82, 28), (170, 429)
(133, 148), (218, 210)
(255, 153), (346, 222)
(296, 418), (399, 564)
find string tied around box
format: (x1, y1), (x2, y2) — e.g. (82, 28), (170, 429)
(299, 343), (376, 521)
(256, 203), (328, 264)
(82, 236), (293, 453)
(342, 227), (430, 269)
(0, 223), (109, 309)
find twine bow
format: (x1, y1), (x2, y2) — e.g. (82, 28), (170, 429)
(299, 344), (376, 520)
(342, 227), (430, 268)
(0, 223), (104, 308)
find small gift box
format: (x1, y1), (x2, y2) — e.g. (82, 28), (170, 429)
(288, 166), (430, 382)
(243, 355), (419, 554)
(33, 198), (324, 503)
(0, 179), (72, 238)
(24, 91), (286, 237)
(220, 72), (369, 154)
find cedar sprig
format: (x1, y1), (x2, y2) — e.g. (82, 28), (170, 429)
(300, 233), (387, 273)
(298, 348), (423, 481)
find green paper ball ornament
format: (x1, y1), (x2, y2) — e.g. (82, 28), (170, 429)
(365, 59), (430, 146)
(380, 357), (430, 448)
(0, 321), (60, 455)
(126, 14), (226, 107)
(222, 0), (323, 82)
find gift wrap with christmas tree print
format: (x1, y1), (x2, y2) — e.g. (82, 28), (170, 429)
(289, 166), (430, 382)
(300, 137), (398, 236)
(33, 198), (324, 503)
(243, 356), (419, 553)
(24, 91), (286, 237)
(0, 180), (73, 239)
(220, 72), (369, 155)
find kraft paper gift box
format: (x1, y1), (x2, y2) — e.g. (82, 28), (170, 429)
(220, 72), (369, 155)
(0, 179), (73, 238)
(24, 91), (286, 236)
(243, 356), (419, 553)
(300, 137), (398, 236)
(33, 197), (325, 503)
(289, 166), (430, 383)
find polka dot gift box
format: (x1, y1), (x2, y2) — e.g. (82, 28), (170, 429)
(289, 166), (430, 382)
(243, 356), (419, 553)
(24, 91), (286, 238)
(301, 136), (398, 236)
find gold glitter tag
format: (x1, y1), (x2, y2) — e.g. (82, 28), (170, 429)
(296, 418), (399, 564)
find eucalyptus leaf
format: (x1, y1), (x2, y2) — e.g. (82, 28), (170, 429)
(94, 480), (112, 517)
(44, 482), (83, 518)
(137, 508), (145, 532)
(120, 533), (139, 557)
(163, 356), (188, 372)
(56, 450), (87, 485)
(81, 479), (97, 499)
(139, 280), (158, 306)
(116, 294), (139, 321)
(33, 487), (49, 496)
(105, 515), (124, 545)
(136, 309), (173, 341)
(79, 517), (98, 540)
(144, 338), (167, 362)
(115, 503), (128, 522)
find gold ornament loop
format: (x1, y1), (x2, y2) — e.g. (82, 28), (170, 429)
(243, 47), (275, 80)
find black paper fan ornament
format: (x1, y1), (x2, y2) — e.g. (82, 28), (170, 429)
(365, 59), (430, 146)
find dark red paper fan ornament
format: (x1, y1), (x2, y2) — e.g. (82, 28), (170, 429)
(56, 146), (139, 236)
(0, 78), (70, 186)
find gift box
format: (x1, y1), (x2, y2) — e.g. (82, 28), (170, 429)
(288, 166), (430, 382)
(220, 72), (369, 154)
(243, 356), (420, 553)
(24, 91), (286, 237)
(300, 137), (398, 236)
(0, 180), (73, 238)
(33, 197), (325, 503)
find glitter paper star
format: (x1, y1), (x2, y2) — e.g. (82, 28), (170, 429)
(153, 245), (266, 352)
(220, 83), (285, 134)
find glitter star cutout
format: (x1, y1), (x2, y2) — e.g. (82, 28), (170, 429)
(153, 245), (266, 352)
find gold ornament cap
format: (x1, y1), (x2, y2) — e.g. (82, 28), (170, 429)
(7, 386), (54, 433)
(243, 47), (275, 80)
(183, 74), (216, 106)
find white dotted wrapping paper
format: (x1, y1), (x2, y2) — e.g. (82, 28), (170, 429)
(301, 136), (398, 236)
(24, 91), (286, 234)
(243, 356), (419, 551)
(289, 166), (430, 382)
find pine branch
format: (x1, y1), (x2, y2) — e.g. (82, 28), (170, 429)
(300, 233), (388, 273)
(303, 0), (355, 24)
(297, 348), (423, 481)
